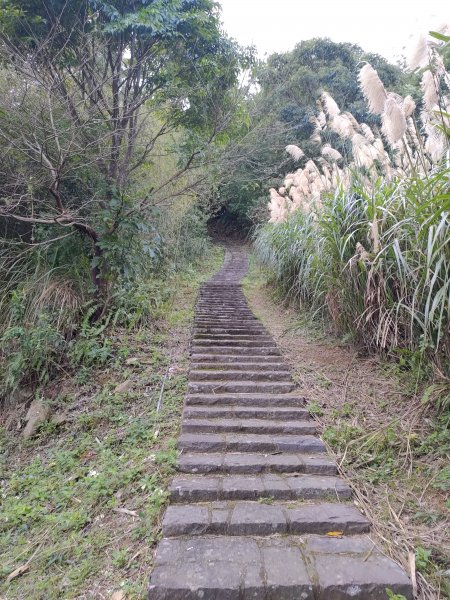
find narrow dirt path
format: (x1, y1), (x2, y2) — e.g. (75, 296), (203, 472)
(148, 246), (412, 599)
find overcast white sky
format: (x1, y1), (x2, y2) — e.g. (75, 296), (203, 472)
(219, 0), (449, 63)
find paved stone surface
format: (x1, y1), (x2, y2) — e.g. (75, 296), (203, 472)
(148, 246), (412, 599)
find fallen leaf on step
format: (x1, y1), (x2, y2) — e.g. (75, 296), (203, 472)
(6, 563), (29, 583)
(326, 531), (344, 537)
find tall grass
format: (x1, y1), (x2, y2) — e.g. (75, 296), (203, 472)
(254, 167), (450, 377)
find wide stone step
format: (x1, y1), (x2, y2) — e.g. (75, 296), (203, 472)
(190, 362), (289, 372)
(169, 474), (351, 502)
(185, 392), (306, 406)
(191, 354), (284, 364)
(178, 452), (335, 475)
(191, 346), (281, 356)
(193, 333), (272, 341)
(182, 418), (316, 435)
(162, 501), (370, 537)
(178, 432), (326, 453)
(183, 406), (310, 420)
(149, 535), (412, 599)
(188, 381), (295, 394)
(191, 339), (276, 347)
(189, 369), (291, 382)
(194, 317), (258, 322)
(194, 327), (267, 332)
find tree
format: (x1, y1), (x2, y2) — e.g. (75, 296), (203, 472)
(216, 38), (416, 222)
(0, 0), (246, 305)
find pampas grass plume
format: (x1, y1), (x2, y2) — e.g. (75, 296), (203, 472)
(421, 70), (439, 111)
(358, 63), (387, 115)
(285, 144), (304, 161)
(402, 95), (416, 117)
(382, 97), (407, 144)
(322, 92), (340, 118)
(408, 34), (429, 71)
(321, 144), (342, 161)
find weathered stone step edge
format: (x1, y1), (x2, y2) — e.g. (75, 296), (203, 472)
(149, 535), (412, 600)
(169, 474), (351, 502)
(181, 418), (316, 435)
(193, 334), (272, 340)
(178, 452), (335, 475)
(190, 362), (289, 372)
(185, 393), (306, 406)
(188, 382), (295, 394)
(183, 406), (310, 419)
(190, 347), (282, 357)
(189, 370), (292, 382)
(178, 432), (325, 453)
(190, 354), (286, 364)
(191, 339), (276, 347)
(162, 501), (370, 537)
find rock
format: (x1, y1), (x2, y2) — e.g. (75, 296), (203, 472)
(125, 357), (140, 366)
(22, 399), (51, 439)
(114, 379), (134, 394)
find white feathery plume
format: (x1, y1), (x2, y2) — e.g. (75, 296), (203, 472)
(352, 133), (369, 148)
(408, 34), (430, 71)
(424, 122), (446, 163)
(373, 138), (385, 156)
(322, 92), (340, 118)
(381, 96), (407, 144)
(361, 123), (375, 142)
(421, 70), (439, 111)
(358, 63), (387, 115)
(290, 187), (306, 212)
(284, 176), (294, 189)
(330, 114), (354, 138)
(321, 143), (342, 161)
(285, 144), (304, 161)
(402, 95), (416, 117)
(268, 188), (290, 223)
(343, 111), (360, 130)
(353, 144), (374, 169)
(279, 186), (286, 195)
(304, 159), (319, 173)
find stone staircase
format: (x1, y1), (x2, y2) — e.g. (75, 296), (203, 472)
(148, 247), (412, 599)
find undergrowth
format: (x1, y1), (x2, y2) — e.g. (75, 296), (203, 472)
(0, 246), (224, 599)
(244, 252), (450, 600)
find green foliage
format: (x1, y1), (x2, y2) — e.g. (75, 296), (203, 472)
(254, 165), (450, 396)
(386, 590), (407, 600)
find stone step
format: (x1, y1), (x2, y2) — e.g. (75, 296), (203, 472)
(183, 406), (310, 420)
(178, 432), (326, 453)
(178, 452), (335, 475)
(191, 346), (281, 356)
(194, 317), (258, 322)
(169, 474), (351, 502)
(191, 338), (276, 347)
(162, 501), (370, 537)
(182, 418), (316, 435)
(193, 328), (267, 335)
(193, 333), (272, 340)
(189, 369), (292, 382)
(188, 381), (295, 394)
(185, 392), (306, 406)
(149, 535), (412, 599)
(190, 362), (289, 372)
(191, 354), (284, 364)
